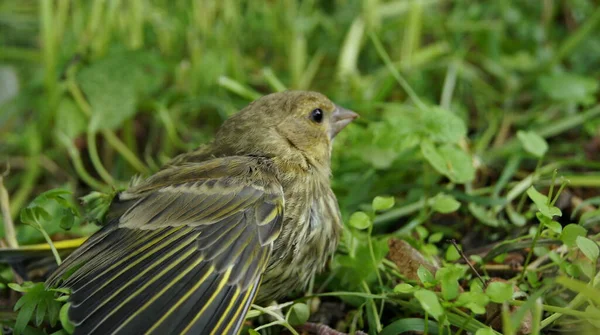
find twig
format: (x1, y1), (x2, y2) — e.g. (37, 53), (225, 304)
(450, 239), (487, 288)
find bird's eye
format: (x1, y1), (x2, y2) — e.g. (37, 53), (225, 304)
(310, 108), (324, 123)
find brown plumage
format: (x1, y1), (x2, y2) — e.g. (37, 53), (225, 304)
(46, 91), (358, 335)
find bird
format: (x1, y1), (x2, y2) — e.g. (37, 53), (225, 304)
(46, 90), (358, 335)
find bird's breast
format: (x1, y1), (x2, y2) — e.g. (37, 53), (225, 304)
(256, 178), (341, 303)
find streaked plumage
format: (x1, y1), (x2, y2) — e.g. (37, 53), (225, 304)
(46, 91), (357, 335)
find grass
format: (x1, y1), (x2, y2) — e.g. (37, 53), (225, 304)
(1, 0), (600, 334)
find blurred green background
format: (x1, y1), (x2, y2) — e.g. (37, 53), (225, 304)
(1, 0), (600, 334)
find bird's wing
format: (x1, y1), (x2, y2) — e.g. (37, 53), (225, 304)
(46, 157), (284, 335)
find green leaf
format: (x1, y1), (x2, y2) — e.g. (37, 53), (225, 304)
(380, 318), (442, 335)
(468, 203), (501, 227)
(11, 282), (63, 334)
(506, 204), (526, 227)
(60, 303), (75, 334)
(455, 292), (489, 314)
(536, 213), (562, 234)
(14, 298), (35, 335)
(287, 303), (310, 325)
(445, 245), (461, 262)
(527, 186), (562, 218)
(417, 265), (435, 285)
(576, 236), (599, 262)
(485, 281), (514, 303)
(422, 106), (467, 144)
(372, 196), (395, 211)
(475, 327), (497, 335)
(435, 265), (466, 301)
(415, 226), (429, 240)
(248, 330), (260, 335)
(414, 289), (444, 320)
(349, 211), (372, 230)
(516, 130), (548, 158)
(78, 49), (166, 132)
(428, 232), (443, 244)
(55, 98), (87, 139)
(539, 73), (599, 105)
(432, 193), (461, 214)
(560, 224), (587, 247)
(421, 141), (475, 184)
(394, 283), (415, 293)
(9, 283), (28, 293)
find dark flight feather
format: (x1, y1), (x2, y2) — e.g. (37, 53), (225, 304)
(46, 157), (284, 335)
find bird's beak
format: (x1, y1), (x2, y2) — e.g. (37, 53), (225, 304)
(330, 105), (358, 138)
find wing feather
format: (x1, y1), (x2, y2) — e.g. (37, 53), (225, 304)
(46, 157), (284, 335)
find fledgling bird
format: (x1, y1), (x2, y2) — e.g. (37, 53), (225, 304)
(46, 91), (358, 335)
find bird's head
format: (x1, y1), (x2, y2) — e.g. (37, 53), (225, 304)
(215, 91), (358, 171)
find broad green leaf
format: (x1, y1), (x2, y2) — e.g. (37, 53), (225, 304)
(456, 292), (489, 314)
(78, 49), (166, 132)
(485, 281), (514, 303)
(422, 106), (467, 143)
(506, 204), (526, 227)
(435, 265), (466, 301)
(415, 226), (429, 240)
(414, 289), (444, 320)
(428, 232), (443, 244)
(475, 327), (496, 335)
(539, 73), (599, 105)
(421, 141), (475, 184)
(394, 283), (415, 293)
(560, 224), (587, 247)
(576, 236), (599, 262)
(349, 211), (371, 230)
(417, 265), (435, 285)
(432, 193), (461, 213)
(60, 303), (75, 334)
(372, 196), (395, 211)
(445, 245), (461, 261)
(468, 203), (501, 227)
(287, 303), (310, 325)
(536, 213), (562, 234)
(380, 318), (442, 335)
(527, 186), (562, 218)
(55, 99), (87, 139)
(517, 130), (548, 158)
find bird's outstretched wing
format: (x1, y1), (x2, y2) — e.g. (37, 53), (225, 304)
(47, 157), (284, 335)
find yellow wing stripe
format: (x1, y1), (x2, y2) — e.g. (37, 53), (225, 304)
(181, 269), (233, 334)
(70, 226), (184, 285)
(259, 205), (281, 226)
(218, 283), (256, 335)
(117, 256), (210, 333)
(209, 287), (242, 334)
(72, 226), (192, 299)
(81, 233), (200, 324)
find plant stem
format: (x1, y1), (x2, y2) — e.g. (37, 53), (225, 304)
(87, 129), (115, 185)
(58, 133), (110, 192)
(68, 79), (150, 175)
(39, 225), (62, 265)
(0, 174), (18, 248)
(369, 31), (427, 111)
